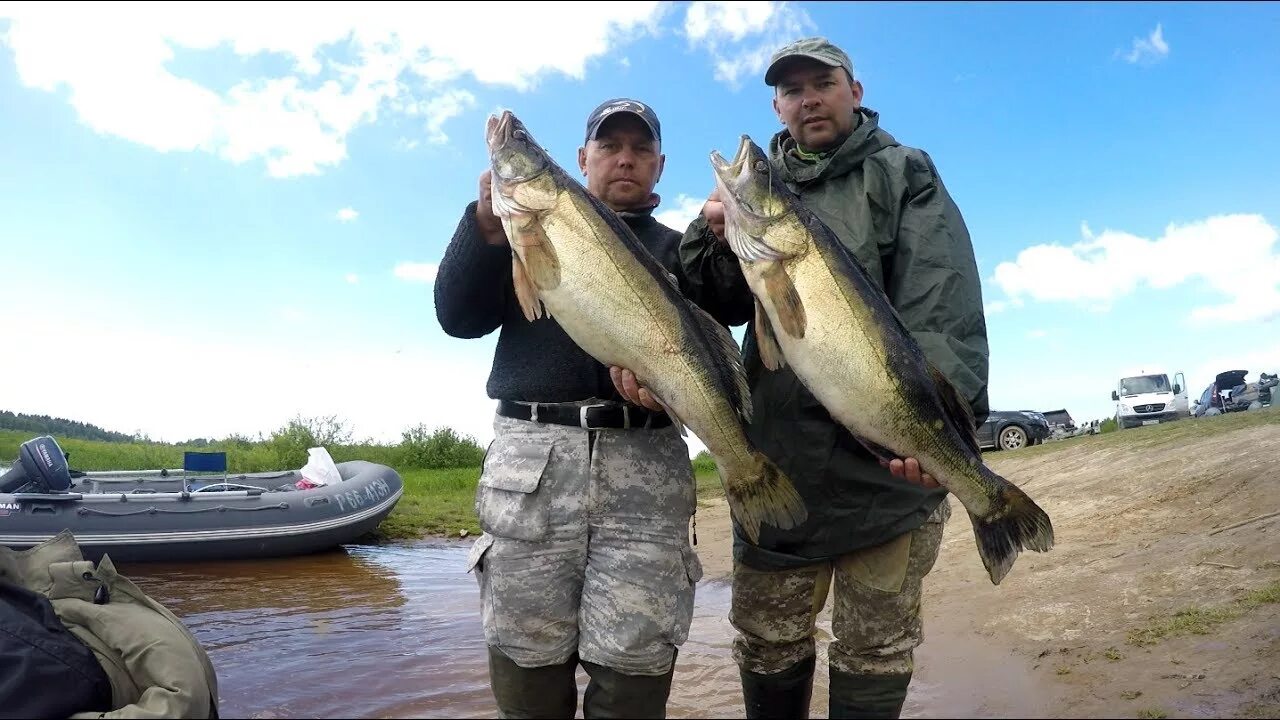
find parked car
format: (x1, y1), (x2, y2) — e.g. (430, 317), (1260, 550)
(977, 410), (1051, 451)
(1191, 369), (1277, 417)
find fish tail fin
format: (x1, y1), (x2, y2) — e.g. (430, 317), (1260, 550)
(721, 452), (809, 544)
(968, 466), (1055, 585)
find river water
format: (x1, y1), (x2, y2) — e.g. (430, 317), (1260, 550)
(122, 539), (1056, 719)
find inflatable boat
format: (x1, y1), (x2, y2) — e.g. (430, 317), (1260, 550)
(0, 436), (403, 563)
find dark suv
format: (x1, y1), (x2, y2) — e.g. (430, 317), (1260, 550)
(977, 410), (1051, 451)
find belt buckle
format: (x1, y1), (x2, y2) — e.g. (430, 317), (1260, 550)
(579, 403), (623, 430)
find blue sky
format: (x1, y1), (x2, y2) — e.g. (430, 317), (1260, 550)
(2, 2), (1278, 456)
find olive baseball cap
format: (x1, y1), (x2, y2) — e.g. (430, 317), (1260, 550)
(764, 36), (855, 86)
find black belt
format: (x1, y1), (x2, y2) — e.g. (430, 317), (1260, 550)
(497, 400), (672, 430)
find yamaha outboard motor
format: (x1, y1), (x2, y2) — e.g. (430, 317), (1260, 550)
(0, 436), (73, 494)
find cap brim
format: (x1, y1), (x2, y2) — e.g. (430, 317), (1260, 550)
(764, 53), (844, 86)
(586, 111), (660, 143)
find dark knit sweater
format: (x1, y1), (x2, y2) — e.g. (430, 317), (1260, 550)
(434, 200), (730, 404)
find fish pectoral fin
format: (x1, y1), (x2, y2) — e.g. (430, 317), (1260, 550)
(512, 252), (546, 322)
(517, 223), (561, 291)
(754, 299), (786, 371)
(927, 361), (981, 456)
(761, 262), (806, 339)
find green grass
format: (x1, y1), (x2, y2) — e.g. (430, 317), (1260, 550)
(1127, 579), (1280, 647)
(374, 467), (482, 540)
(696, 468), (724, 502)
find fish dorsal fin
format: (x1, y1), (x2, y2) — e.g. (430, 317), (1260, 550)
(927, 361), (980, 456)
(684, 297), (752, 424)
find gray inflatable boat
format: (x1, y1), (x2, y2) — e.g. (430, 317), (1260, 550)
(0, 437), (403, 563)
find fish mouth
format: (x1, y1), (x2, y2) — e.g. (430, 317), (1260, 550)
(710, 134), (752, 183)
(486, 110), (514, 152)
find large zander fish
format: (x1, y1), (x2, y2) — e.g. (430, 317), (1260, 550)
(484, 110), (807, 543)
(710, 134), (1053, 585)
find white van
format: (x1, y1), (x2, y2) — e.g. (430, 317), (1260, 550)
(1111, 368), (1188, 429)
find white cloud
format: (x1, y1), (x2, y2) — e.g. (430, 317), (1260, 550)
(412, 89), (477, 144)
(1027, 329), (1048, 339)
(1120, 23), (1170, 65)
(337, 207), (358, 222)
(990, 214), (1280, 324)
(345, 273), (360, 284)
(654, 193), (706, 233)
(682, 1), (816, 87)
(0, 312), (499, 447)
(394, 261), (439, 283)
(0, 2), (668, 177)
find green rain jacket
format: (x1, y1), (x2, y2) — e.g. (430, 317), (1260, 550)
(680, 106), (990, 570)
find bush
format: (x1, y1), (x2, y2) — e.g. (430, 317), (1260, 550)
(1099, 418), (1118, 434)
(265, 414), (355, 469)
(692, 450), (717, 473)
(397, 425), (487, 469)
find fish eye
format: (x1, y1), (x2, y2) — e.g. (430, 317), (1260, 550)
(754, 160), (768, 173)
(513, 130), (527, 140)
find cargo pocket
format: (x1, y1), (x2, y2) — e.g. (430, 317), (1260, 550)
(466, 533), (495, 575)
(681, 545), (704, 586)
(841, 530), (912, 594)
(664, 545), (704, 648)
(475, 436), (555, 542)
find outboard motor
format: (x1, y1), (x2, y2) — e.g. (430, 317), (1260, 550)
(0, 436), (73, 494)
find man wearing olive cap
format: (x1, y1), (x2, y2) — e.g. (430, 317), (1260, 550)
(618, 36), (991, 718)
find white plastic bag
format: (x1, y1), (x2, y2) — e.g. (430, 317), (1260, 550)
(299, 446), (342, 487)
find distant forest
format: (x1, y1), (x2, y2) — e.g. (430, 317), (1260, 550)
(0, 410), (136, 443)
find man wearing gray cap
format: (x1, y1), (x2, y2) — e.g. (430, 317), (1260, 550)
(436, 98), (717, 718)
(671, 36), (988, 718)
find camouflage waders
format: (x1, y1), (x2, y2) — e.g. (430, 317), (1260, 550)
(466, 403), (702, 718)
(731, 499), (951, 719)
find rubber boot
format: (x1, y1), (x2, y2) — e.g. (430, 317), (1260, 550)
(486, 645), (579, 719)
(739, 653), (816, 719)
(580, 650), (678, 720)
(827, 668), (912, 720)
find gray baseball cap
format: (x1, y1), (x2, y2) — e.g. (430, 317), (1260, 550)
(764, 36), (855, 86)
